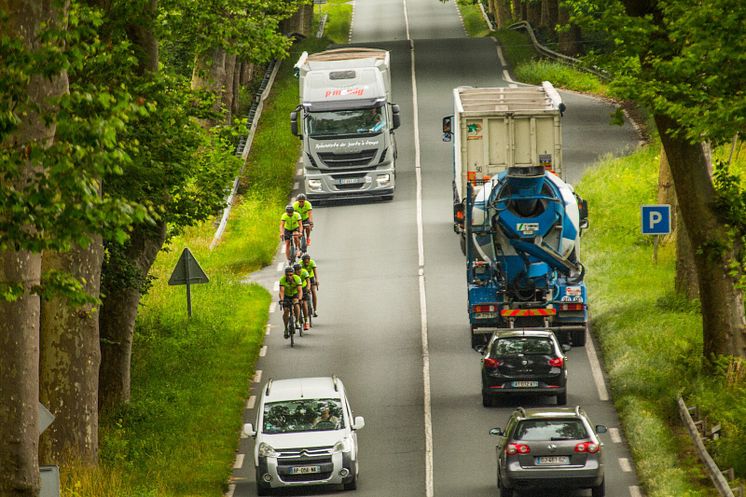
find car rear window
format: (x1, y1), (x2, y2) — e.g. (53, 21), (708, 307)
(513, 419), (588, 441)
(492, 337), (553, 356)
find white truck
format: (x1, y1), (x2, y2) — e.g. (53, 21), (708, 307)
(291, 48), (400, 202)
(443, 82), (566, 233)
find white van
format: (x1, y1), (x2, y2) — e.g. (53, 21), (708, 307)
(244, 376), (365, 495)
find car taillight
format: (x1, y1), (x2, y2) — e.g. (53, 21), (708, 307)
(574, 441), (600, 454)
(559, 303), (585, 311)
(548, 357), (564, 367)
(483, 357), (502, 368)
(506, 443), (531, 455)
(472, 304), (497, 313)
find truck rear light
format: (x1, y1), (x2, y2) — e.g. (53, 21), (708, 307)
(506, 443), (530, 455)
(483, 357), (502, 368)
(472, 304), (497, 313)
(559, 303), (585, 311)
(455, 209), (465, 221)
(548, 357), (564, 367)
(574, 441), (600, 454)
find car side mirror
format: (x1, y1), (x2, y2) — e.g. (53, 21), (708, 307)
(561, 344), (572, 353)
(595, 424), (608, 434)
(489, 427), (503, 436)
(442, 115), (453, 142)
(243, 423), (256, 438)
(391, 104), (401, 130)
(353, 416), (365, 430)
(290, 111), (301, 138)
(475, 345), (487, 355)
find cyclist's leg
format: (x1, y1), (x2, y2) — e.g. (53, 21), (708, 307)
(311, 284), (318, 315)
(282, 302), (290, 337)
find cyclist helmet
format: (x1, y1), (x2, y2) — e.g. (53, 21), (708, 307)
(284, 266), (294, 275)
(292, 263), (302, 271)
(296, 193), (307, 201)
(301, 253), (310, 261)
(285, 204), (294, 214)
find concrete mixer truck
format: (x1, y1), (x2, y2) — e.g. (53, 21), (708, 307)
(442, 84), (589, 349)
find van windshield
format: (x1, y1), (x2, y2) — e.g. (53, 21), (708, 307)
(307, 107), (386, 138)
(262, 398), (345, 434)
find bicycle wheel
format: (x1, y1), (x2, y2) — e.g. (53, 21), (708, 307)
(297, 306), (303, 337)
(288, 311), (295, 347)
(306, 298), (313, 328)
(300, 231), (307, 253)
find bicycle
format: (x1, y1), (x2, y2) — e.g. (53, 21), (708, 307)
(304, 292), (314, 328)
(281, 300), (302, 347)
(299, 229), (307, 255)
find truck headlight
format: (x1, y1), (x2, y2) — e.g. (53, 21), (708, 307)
(258, 442), (277, 458)
(307, 179), (322, 190)
(376, 174), (390, 185)
(333, 439), (352, 453)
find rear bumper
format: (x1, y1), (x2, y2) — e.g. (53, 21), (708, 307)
(502, 464), (603, 489)
(483, 385), (565, 396)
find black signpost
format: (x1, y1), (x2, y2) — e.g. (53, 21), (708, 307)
(168, 248), (209, 317)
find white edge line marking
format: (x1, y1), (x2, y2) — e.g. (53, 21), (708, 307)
(254, 370), (262, 383)
(493, 40), (517, 85)
(297, 168), (303, 176)
(260, 345), (267, 357)
(247, 395), (256, 410)
(609, 427), (622, 443)
(629, 485), (643, 497)
(224, 483), (236, 497)
(405, 7), (433, 493)
(233, 454), (244, 470)
(586, 334), (610, 401)
(266, 324), (271, 336)
(619, 457), (632, 472)
(273, 281), (280, 292)
(269, 303), (276, 314)
(293, 181), (299, 190)
(276, 262), (284, 272)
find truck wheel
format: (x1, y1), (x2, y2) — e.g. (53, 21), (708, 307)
(571, 327), (587, 346)
(556, 391), (567, 405)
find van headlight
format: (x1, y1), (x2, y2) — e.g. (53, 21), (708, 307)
(333, 439), (352, 453)
(307, 179), (322, 191)
(376, 174), (390, 185)
(258, 442), (278, 458)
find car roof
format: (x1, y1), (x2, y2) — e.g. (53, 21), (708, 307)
(263, 377), (343, 403)
(513, 407), (585, 420)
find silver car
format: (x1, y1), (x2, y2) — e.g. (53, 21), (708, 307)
(490, 406), (607, 497)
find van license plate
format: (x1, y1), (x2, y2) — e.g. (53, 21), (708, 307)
(288, 465), (321, 475)
(512, 381), (539, 388)
(339, 178), (363, 185)
(536, 456), (570, 465)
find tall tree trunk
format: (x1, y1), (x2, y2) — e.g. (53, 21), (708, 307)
(223, 53), (237, 123)
(240, 60), (255, 87)
(232, 60), (242, 117)
(557, 6), (581, 55)
(526, 1), (541, 26)
(124, 0), (159, 74)
(656, 113), (746, 359)
(191, 47), (227, 117)
(512, 0), (524, 21)
(99, 223), (167, 411)
(39, 238), (103, 465)
(540, 0), (558, 30)
(495, 0), (512, 27)
(0, 1), (69, 495)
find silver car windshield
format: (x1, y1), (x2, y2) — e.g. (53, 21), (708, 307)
(514, 419), (588, 441)
(263, 398), (345, 434)
(307, 107), (386, 138)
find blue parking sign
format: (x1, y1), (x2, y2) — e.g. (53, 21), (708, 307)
(641, 205), (671, 235)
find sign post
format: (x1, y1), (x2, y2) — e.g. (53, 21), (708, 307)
(168, 248), (209, 317)
(38, 403), (60, 497)
(641, 204), (672, 263)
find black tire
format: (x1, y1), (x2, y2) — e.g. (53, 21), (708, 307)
(300, 233), (307, 253)
(256, 469), (272, 496)
(571, 326), (587, 346)
(498, 474), (513, 497)
(592, 478), (605, 497)
(556, 391), (567, 405)
(343, 474), (357, 491)
(307, 299), (313, 328)
(382, 194), (394, 201)
(289, 314), (295, 347)
(482, 394), (494, 408)
(459, 232), (466, 256)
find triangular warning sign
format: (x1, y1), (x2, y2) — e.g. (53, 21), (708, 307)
(168, 248), (209, 285)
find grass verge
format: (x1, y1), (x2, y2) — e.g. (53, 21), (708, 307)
(577, 145), (746, 496)
(456, 0), (493, 38)
(313, 0), (353, 45)
(61, 36), (329, 497)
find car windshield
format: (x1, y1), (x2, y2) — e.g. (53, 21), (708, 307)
(262, 398), (345, 434)
(514, 419), (588, 441)
(307, 107), (386, 137)
(493, 337), (553, 356)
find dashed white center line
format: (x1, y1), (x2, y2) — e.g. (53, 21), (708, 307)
(266, 324), (271, 336)
(276, 262), (283, 272)
(269, 303), (276, 314)
(253, 370), (262, 383)
(296, 168), (303, 176)
(609, 427), (622, 443)
(619, 457), (633, 472)
(233, 454), (244, 469)
(293, 181), (299, 190)
(273, 281), (279, 292)
(629, 485), (643, 497)
(259, 345), (267, 357)
(246, 395), (256, 410)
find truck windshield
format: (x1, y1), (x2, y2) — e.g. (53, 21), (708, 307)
(307, 107), (386, 138)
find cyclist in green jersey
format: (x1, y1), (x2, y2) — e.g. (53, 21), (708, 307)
(301, 253), (319, 316)
(293, 193), (313, 247)
(279, 266), (303, 338)
(293, 263), (311, 330)
(279, 204), (302, 263)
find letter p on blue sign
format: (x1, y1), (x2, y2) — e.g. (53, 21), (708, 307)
(641, 204), (671, 235)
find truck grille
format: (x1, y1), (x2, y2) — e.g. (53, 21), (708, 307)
(318, 149), (377, 169)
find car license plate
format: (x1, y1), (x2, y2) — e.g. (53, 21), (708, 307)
(338, 177), (363, 185)
(536, 456), (570, 465)
(512, 381), (539, 388)
(475, 312), (497, 319)
(288, 465), (321, 475)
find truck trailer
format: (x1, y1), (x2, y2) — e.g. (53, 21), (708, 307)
(291, 48), (400, 202)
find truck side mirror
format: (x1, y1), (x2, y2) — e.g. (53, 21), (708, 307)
(290, 111), (301, 138)
(391, 104), (401, 130)
(442, 116), (453, 142)
(578, 198), (589, 230)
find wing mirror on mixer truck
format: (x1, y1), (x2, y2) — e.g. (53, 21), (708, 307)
(577, 195), (589, 231)
(442, 115), (453, 142)
(391, 104), (401, 130)
(290, 105), (302, 139)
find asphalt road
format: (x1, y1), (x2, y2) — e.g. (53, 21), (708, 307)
(233, 1), (642, 496)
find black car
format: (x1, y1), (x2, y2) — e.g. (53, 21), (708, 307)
(481, 329), (570, 407)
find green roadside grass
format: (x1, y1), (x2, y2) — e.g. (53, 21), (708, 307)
(313, 0), (353, 44)
(61, 37), (327, 497)
(456, 0), (493, 38)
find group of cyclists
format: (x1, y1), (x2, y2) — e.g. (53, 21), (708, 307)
(278, 194), (319, 342)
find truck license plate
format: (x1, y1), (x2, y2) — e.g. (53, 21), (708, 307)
(512, 381), (539, 388)
(475, 312), (497, 319)
(288, 465), (321, 475)
(536, 456), (570, 465)
(338, 177), (363, 185)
